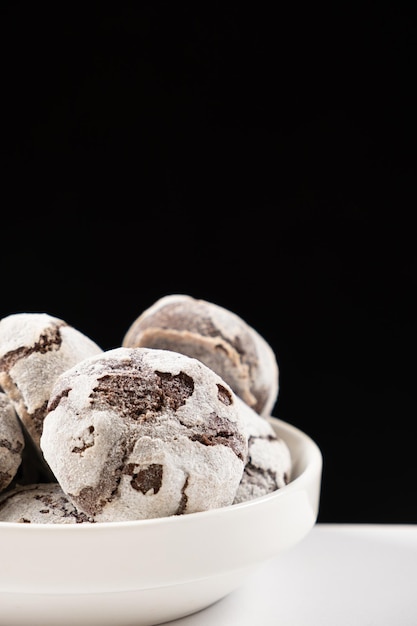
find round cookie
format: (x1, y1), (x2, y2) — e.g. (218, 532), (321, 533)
(122, 294), (279, 417)
(0, 482), (93, 523)
(0, 312), (103, 448)
(0, 391), (25, 493)
(40, 346), (248, 522)
(233, 396), (291, 504)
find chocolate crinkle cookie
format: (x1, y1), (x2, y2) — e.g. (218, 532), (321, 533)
(0, 312), (103, 449)
(0, 482), (93, 523)
(233, 397), (291, 504)
(122, 294), (279, 417)
(0, 391), (25, 493)
(40, 346), (249, 522)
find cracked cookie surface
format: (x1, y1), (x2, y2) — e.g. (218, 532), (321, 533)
(0, 391), (25, 493)
(0, 482), (92, 523)
(233, 397), (292, 504)
(41, 346), (248, 522)
(122, 294), (279, 417)
(0, 313), (102, 448)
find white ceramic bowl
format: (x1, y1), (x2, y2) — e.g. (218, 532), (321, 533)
(0, 416), (322, 626)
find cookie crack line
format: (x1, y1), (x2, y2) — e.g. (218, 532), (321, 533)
(0, 323), (65, 372)
(0, 438), (24, 454)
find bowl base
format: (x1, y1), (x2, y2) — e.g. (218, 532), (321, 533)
(0, 566), (257, 626)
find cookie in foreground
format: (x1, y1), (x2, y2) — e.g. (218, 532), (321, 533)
(41, 346), (248, 522)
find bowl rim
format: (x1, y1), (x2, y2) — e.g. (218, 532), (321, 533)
(0, 415), (322, 532)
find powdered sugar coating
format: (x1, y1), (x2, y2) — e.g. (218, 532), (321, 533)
(0, 482), (92, 523)
(0, 391), (25, 493)
(41, 347), (248, 522)
(122, 294), (279, 417)
(0, 313), (103, 448)
(233, 397), (291, 504)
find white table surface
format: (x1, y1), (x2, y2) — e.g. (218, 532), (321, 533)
(167, 523), (417, 625)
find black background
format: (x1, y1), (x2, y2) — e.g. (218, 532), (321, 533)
(1, 4), (416, 523)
